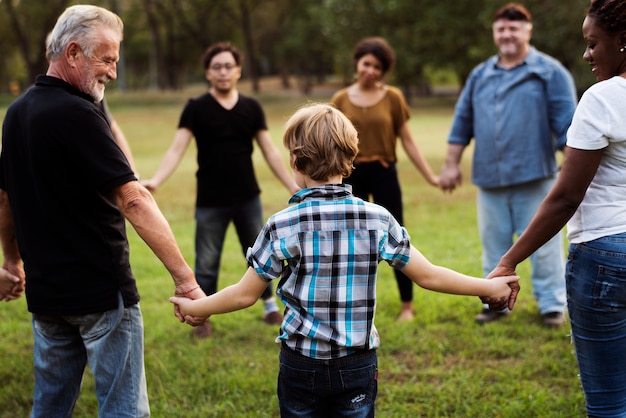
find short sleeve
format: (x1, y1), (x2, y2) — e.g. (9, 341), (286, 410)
(246, 221), (285, 282)
(380, 212), (411, 269)
(567, 89), (609, 151)
(388, 87), (410, 135)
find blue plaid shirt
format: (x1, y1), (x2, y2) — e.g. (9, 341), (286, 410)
(246, 184), (411, 359)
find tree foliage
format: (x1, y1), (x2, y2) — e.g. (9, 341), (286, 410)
(0, 0), (71, 87)
(0, 0), (595, 95)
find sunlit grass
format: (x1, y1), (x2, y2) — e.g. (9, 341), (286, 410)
(0, 82), (585, 417)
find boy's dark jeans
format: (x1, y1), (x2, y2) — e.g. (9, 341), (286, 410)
(278, 343), (377, 417)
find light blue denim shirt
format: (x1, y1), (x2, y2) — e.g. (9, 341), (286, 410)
(448, 47), (577, 189)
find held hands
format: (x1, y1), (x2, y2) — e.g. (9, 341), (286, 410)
(439, 164), (462, 193)
(0, 267), (25, 302)
(481, 265), (520, 311)
(140, 179), (158, 193)
(427, 174), (441, 188)
(171, 285), (208, 327)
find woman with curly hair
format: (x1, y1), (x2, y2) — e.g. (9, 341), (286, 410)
(487, 0), (626, 414)
(331, 37), (440, 322)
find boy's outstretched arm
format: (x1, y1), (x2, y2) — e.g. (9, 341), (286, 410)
(401, 246), (519, 307)
(170, 267), (270, 320)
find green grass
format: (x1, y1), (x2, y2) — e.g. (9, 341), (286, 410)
(0, 83), (586, 417)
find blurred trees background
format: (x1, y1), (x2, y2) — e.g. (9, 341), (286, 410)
(0, 0), (594, 97)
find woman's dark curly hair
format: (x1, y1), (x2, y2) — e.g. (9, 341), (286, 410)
(352, 37), (395, 75)
(587, 0), (626, 33)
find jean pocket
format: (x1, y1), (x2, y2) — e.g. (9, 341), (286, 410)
(32, 315), (69, 340)
(69, 311), (113, 341)
(339, 363), (377, 411)
(593, 265), (626, 311)
(278, 362), (317, 411)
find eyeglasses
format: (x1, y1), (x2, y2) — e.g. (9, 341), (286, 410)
(209, 63), (237, 72)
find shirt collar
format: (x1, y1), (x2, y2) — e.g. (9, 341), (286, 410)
(35, 74), (95, 103)
(288, 184), (353, 204)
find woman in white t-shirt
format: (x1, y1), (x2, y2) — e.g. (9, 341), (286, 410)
(483, 0), (626, 415)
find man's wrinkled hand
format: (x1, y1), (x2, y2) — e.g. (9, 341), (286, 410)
(0, 267), (25, 302)
(184, 315), (208, 327)
(439, 165), (462, 193)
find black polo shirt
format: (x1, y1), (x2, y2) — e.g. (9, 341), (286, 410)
(178, 92), (265, 207)
(0, 75), (138, 315)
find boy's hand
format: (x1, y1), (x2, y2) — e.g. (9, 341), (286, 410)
(170, 295), (189, 319)
(170, 295), (208, 326)
(480, 264), (520, 311)
(480, 271), (520, 311)
(484, 265), (520, 311)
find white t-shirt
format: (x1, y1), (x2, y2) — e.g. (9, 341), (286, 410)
(566, 76), (626, 243)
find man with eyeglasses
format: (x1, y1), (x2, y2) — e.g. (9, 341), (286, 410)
(143, 42), (299, 338)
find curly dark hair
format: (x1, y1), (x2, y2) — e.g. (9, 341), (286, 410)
(587, 0), (626, 33)
(352, 37), (395, 75)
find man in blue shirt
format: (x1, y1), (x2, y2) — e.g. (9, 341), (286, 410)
(439, 3), (577, 327)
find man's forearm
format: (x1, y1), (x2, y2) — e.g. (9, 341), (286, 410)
(115, 182), (195, 288)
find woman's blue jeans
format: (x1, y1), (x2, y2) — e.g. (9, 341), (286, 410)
(278, 344), (377, 417)
(30, 292), (149, 417)
(567, 232), (626, 417)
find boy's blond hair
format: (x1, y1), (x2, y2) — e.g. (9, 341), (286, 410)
(283, 104), (359, 182)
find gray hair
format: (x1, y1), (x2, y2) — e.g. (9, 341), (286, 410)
(46, 5), (123, 61)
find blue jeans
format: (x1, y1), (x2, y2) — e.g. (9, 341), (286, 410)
(278, 344), (377, 417)
(477, 177), (566, 314)
(31, 292), (149, 418)
(195, 195), (272, 299)
(567, 232), (626, 417)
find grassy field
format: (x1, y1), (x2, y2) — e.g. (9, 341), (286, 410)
(0, 81), (586, 417)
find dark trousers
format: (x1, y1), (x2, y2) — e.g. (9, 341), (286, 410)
(346, 161), (413, 302)
(278, 344), (377, 417)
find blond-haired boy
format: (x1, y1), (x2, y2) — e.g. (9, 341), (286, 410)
(171, 103), (518, 416)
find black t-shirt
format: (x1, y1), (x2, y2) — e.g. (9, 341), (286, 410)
(178, 92), (266, 207)
(0, 75), (138, 315)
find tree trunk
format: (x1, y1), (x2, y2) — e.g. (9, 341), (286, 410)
(238, 0), (259, 93)
(142, 0), (161, 90)
(3, 0), (62, 85)
(109, 0), (126, 91)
